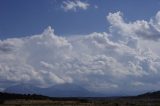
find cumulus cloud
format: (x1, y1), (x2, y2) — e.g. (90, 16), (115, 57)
(107, 11), (160, 40)
(1, 11), (160, 95)
(61, 0), (90, 12)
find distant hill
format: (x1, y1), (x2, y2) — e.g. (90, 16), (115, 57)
(4, 83), (102, 97)
(137, 91), (160, 98)
(0, 92), (88, 104)
(0, 92), (50, 101)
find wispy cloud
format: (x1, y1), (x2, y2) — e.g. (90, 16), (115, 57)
(94, 5), (98, 9)
(61, 0), (90, 12)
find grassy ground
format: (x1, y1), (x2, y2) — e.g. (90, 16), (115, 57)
(1, 98), (160, 106)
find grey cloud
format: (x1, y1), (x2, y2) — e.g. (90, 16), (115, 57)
(61, 0), (90, 12)
(0, 42), (14, 53)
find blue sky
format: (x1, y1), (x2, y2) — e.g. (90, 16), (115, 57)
(1, 0), (160, 96)
(0, 0), (160, 39)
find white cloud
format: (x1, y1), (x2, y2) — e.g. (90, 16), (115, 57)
(61, 0), (90, 12)
(107, 11), (160, 40)
(1, 11), (160, 95)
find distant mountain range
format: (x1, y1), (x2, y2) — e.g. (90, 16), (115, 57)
(5, 83), (160, 98)
(1, 90), (160, 101)
(4, 83), (102, 97)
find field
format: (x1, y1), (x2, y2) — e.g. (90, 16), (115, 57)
(1, 92), (160, 106)
(1, 98), (160, 106)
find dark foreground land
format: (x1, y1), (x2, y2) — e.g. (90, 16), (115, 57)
(1, 92), (160, 106)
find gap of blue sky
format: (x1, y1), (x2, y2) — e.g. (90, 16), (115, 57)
(0, 0), (160, 39)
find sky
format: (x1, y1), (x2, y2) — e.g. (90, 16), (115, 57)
(1, 0), (160, 38)
(1, 0), (160, 96)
